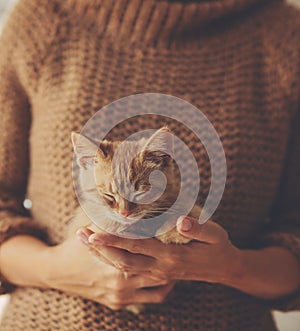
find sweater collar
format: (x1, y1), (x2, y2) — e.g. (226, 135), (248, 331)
(62, 0), (276, 47)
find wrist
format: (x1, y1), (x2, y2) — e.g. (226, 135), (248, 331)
(225, 247), (300, 299)
(220, 245), (245, 288)
(40, 244), (61, 289)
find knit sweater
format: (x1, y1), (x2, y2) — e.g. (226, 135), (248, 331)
(0, 0), (300, 330)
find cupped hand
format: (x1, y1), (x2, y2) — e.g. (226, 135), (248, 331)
(82, 217), (241, 285)
(43, 232), (175, 310)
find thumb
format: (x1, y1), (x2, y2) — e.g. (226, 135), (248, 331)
(176, 216), (203, 240)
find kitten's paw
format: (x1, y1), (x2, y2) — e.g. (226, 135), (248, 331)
(156, 227), (191, 244)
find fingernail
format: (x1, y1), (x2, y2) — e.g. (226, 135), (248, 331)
(76, 228), (85, 236)
(180, 217), (192, 232)
(78, 233), (89, 246)
(88, 233), (104, 245)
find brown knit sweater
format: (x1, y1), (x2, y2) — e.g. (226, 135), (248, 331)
(0, 0), (300, 330)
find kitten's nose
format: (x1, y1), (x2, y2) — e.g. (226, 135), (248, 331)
(120, 210), (131, 218)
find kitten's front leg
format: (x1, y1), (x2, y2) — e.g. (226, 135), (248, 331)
(156, 205), (201, 244)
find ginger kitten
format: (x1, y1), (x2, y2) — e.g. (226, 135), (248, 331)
(70, 127), (201, 313)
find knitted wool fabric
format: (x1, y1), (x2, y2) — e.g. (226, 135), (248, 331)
(0, 0), (300, 330)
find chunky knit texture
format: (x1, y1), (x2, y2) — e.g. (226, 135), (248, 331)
(0, 0), (300, 330)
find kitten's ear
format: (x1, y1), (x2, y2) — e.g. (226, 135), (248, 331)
(71, 132), (98, 170)
(142, 127), (174, 167)
(96, 140), (114, 160)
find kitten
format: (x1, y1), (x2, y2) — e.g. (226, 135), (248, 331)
(70, 127), (201, 313)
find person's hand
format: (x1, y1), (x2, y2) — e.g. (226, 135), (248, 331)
(82, 217), (241, 285)
(43, 231), (175, 310)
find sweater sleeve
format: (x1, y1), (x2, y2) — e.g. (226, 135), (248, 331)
(0, 0), (58, 294)
(257, 106), (300, 311)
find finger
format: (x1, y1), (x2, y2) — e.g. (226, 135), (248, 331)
(88, 232), (164, 257)
(87, 245), (118, 267)
(77, 227), (94, 246)
(133, 281), (175, 304)
(92, 245), (156, 274)
(126, 275), (169, 289)
(176, 217), (228, 244)
(80, 227), (94, 237)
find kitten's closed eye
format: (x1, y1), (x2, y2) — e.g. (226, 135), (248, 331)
(102, 193), (116, 207)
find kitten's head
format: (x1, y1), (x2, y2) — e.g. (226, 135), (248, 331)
(72, 127), (179, 223)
